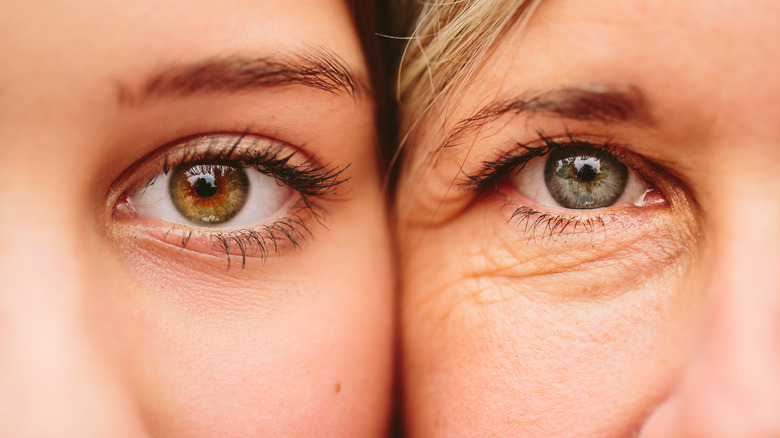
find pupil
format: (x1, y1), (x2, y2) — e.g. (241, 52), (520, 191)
(193, 176), (218, 198)
(577, 164), (597, 182)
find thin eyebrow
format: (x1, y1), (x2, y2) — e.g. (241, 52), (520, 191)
(443, 85), (654, 150)
(117, 48), (368, 106)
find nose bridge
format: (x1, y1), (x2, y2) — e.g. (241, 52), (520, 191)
(708, 196), (780, 360)
(660, 192), (780, 436)
(0, 202), (145, 436)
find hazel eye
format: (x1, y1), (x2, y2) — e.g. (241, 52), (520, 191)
(128, 158), (293, 228)
(169, 161), (250, 225)
(513, 145), (654, 210)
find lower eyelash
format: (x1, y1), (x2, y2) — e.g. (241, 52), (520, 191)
(159, 198), (324, 269)
(509, 206), (612, 242)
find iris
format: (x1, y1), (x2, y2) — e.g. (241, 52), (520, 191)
(169, 161), (249, 225)
(544, 145), (628, 209)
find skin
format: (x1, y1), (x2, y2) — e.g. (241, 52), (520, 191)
(398, 0), (780, 436)
(0, 0), (392, 436)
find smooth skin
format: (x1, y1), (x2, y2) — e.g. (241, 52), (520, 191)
(0, 0), (393, 436)
(398, 0), (780, 436)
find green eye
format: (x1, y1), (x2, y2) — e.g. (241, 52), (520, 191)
(543, 145), (628, 209)
(168, 161), (249, 225)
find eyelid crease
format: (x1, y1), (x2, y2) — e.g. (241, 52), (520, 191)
(439, 84), (654, 154)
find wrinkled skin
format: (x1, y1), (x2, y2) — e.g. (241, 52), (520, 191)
(399, 0), (780, 436)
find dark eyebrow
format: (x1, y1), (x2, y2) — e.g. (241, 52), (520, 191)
(443, 85), (654, 149)
(117, 48), (368, 106)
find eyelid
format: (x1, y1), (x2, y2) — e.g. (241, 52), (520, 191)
(107, 132), (346, 213)
(464, 132), (665, 196)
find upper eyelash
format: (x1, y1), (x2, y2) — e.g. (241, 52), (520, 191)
(156, 131), (349, 198)
(463, 130), (613, 192)
(462, 133), (550, 191)
(118, 131), (349, 268)
(135, 132), (350, 223)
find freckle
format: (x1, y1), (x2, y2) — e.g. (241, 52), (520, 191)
(335, 382), (341, 393)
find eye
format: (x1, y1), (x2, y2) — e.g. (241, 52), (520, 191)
(130, 159), (292, 228)
(109, 133), (347, 265)
(513, 144), (656, 210)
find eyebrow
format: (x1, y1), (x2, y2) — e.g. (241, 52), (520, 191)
(117, 48), (368, 106)
(443, 85), (654, 149)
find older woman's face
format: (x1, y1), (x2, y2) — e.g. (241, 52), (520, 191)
(399, 0), (780, 436)
(0, 0), (392, 436)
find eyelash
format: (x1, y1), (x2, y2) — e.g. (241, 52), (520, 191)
(113, 132), (348, 268)
(464, 131), (653, 240)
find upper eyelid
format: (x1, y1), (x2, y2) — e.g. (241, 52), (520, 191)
(107, 133), (275, 202)
(462, 132), (656, 192)
(106, 131), (347, 213)
(462, 133), (601, 186)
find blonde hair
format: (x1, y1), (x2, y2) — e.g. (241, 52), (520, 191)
(396, 0), (543, 156)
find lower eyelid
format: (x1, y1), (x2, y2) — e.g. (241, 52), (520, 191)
(504, 204), (648, 240)
(111, 198), (318, 268)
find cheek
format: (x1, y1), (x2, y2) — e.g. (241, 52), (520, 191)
(106, 193), (393, 436)
(400, 201), (701, 435)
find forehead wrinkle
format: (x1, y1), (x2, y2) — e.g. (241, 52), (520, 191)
(438, 84), (656, 153)
(115, 47), (370, 107)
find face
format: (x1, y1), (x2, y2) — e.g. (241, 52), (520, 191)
(0, 0), (392, 436)
(398, 0), (780, 436)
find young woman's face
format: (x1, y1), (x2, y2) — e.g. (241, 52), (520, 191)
(0, 0), (392, 436)
(399, 0), (780, 436)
